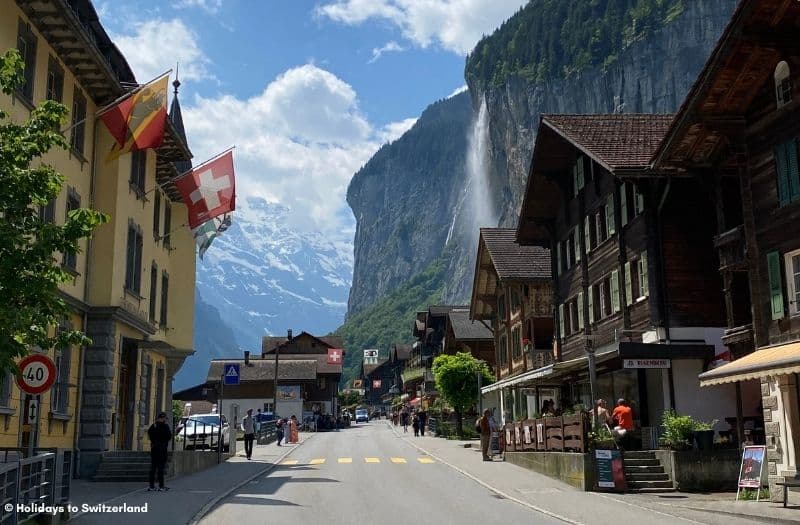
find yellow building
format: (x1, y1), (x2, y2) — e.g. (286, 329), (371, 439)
(0, 0), (196, 478)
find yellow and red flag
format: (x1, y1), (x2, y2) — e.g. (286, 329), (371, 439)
(100, 75), (169, 161)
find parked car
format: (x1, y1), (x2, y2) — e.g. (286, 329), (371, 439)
(355, 409), (369, 423)
(176, 414), (230, 451)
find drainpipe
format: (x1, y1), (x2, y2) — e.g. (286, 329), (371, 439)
(656, 176), (672, 344)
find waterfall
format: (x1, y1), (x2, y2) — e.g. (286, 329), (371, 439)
(466, 97), (496, 233)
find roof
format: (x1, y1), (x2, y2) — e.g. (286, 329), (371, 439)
(261, 332), (343, 354)
(429, 305), (468, 316)
(207, 359), (317, 382)
(363, 358), (389, 378)
(699, 341), (800, 387)
(393, 345), (412, 361)
(541, 114), (674, 171)
(271, 354), (343, 374)
(169, 78), (192, 175)
(480, 228), (551, 281)
(447, 309), (493, 341)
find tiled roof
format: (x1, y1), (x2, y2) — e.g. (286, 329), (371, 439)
(206, 359), (317, 382)
(363, 358), (390, 377)
(429, 305), (468, 316)
(393, 345), (412, 361)
(276, 354), (343, 374)
(542, 114), (674, 170)
(261, 332), (343, 354)
(481, 228), (551, 280)
(448, 309), (493, 340)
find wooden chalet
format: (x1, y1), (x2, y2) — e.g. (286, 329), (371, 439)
(516, 114), (728, 440)
(442, 308), (495, 368)
(469, 228), (553, 420)
(388, 344), (411, 397)
(361, 358), (394, 407)
(652, 0), (800, 499)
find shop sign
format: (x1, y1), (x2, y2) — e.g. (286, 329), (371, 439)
(736, 445), (767, 500)
(595, 449), (626, 491)
(623, 358), (670, 369)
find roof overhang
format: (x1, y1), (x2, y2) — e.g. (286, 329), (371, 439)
(700, 341), (800, 387)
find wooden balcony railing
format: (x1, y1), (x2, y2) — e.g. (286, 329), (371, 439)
(503, 413), (588, 453)
(713, 225), (747, 271)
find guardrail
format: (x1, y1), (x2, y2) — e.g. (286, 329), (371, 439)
(0, 451), (57, 525)
(0, 448), (70, 504)
(255, 421), (277, 444)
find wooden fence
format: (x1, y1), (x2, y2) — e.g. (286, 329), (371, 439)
(503, 413), (588, 453)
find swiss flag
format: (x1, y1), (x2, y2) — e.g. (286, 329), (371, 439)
(327, 348), (343, 365)
(372, 379), (381, 389)
(175, 151), (236, 228)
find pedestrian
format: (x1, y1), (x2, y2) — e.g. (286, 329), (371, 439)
(418, 409), (427, 436)
(276, 417), (285, 446)
(612, 398), (635, 449)
(241, 409), (256, 460)
(401, 409), (409, 433)
(412, 413), (420, 437)
(147, 412), (172, 491)
(592, 399), (611, 428)
(288, 415), (300, 443)
(479, 409), (492, 461)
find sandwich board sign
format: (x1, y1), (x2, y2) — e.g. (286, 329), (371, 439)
(736, 445), (767, 501)
(224, 363), (240, 386)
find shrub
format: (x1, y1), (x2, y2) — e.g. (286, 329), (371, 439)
(659, 410), (694, 450)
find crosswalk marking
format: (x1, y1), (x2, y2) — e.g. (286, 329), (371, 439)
(310, 458), (326, 465)
(390, 457), (407, 463)
(417, 457), (435, 464)
(364, 457), (380, 463)
(299, 456), (434, 465)
(338, 458), (352, 463)
(281, 460), (299, 465)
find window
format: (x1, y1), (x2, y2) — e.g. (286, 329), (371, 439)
(559, 303), (566, 340)
(775, 139), (800, 206)
(570, 300), (579, 334)
(70, 88), (87, 155)
(149, 263), (158, 322)
(585, 215), (596, 253)
(125, 222), (143, 293)
(63, 190), (80, 271)
(511, 287), (521, 315)
(155, 367), (165, 416)
(130, 151), (146, 196)
(620, 183), (629, 227)
(596, 209), (608, 244)
(605, 194), (616, 238)
(592, 271), (622, 321)
(497, 294), (506, 322)
(785, 249), (800, 316)
(39, 198), (55, 223)
(16, 20), (37, 102)
(153, 191), (161, 240)
(556, 243), (562, 275)
(511, 325), (522, 359)
(46, 56), (64, 102)
(637, 253), (649, 299)
(143, 364), (152, 425)
(499, 334), (508, 365)
(51, 344), (71, 414)
(263, 402), (274, 413)
(163, 201), (172, 248)
(624, 253), (649, 306)
(573, 156), (585, 197)
(775, 61), (792, 108)
(633, 183), (644, 215)
(160, 271), (169, 326)
(0, 373), (11, 408)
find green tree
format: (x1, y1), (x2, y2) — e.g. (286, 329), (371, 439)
(0, 50), (108, 372)
(172, 399), (185, 425)
(337, 390), (364, 409)
(432, 352), (494, 437)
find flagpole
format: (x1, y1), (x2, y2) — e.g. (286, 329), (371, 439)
(143, 146), (236, 196)
(157, 222), (188, 242)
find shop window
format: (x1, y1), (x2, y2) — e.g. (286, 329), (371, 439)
(70, 87), (87, 156)
(775, 61), (792, 109)
(16, 20), (37, 103)
(785, 248), (800, 316)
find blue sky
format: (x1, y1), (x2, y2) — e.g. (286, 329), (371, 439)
(96, 0), (526, 248)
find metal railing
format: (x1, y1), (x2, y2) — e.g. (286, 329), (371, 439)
(0, 451), (57, 525)
(0, 448), (70, 504)
(255, 421), (277, 444)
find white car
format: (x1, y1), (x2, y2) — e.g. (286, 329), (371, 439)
(355, 409), (369, 423)
(176, 413), (230, 451)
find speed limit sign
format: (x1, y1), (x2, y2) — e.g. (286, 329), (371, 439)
(16, 354), (57, 395)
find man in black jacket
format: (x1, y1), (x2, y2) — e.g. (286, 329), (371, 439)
(148, 412), (172, 491)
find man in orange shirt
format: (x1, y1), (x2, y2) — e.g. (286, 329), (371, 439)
(612, 398), (634, 449)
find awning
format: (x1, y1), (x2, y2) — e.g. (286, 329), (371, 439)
(481, 364), (554, 394)
(409, 397), (421, 406)
(699, 341), (800, 387)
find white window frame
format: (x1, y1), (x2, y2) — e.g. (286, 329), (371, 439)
(775, 61), (792, 109)
(785, 248), (800, 316)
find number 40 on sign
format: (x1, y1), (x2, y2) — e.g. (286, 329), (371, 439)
(16, 354), (57, 395)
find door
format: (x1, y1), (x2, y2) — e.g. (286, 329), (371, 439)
(117, 339), (138, 450)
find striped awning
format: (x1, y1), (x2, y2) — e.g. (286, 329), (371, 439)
(699, 341), (800, 387)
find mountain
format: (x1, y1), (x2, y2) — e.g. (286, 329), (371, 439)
(188, 197), (352, 382)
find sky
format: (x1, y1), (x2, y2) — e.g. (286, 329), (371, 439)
(96, 0), (527, 249)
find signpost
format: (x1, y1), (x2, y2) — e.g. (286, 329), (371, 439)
(16, 354), (57, 458)
(595, 449), (627, 491)
(220, 363), (240, 462)
(736, 445), (767, 501)
(223, 363), (240, 386)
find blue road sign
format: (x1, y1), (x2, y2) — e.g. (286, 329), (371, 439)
(224, 363), (240, 385)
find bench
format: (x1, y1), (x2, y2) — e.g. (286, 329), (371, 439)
(775, 478), (800, 508)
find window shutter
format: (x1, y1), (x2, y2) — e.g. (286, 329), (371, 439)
(776, 143), (791, 206)
(611, 270), (620, 312)
(620, 183), (628, 227)
(606, 195), (616, 236)
(575, 230), (582, 264)
(588, 286), (595, 324)
(556, 243), (561, 276)
(584, 216), (591, 252)
(577, 292), (584, 330)
(559, 304), (565, 339)
(788, 139), (800, 202)
(640, 252), (649, 297)
(625, 261), (633, 306)
(768, 251), (786, 320)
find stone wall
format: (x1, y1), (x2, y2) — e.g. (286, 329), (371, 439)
(167, 451), (234, 479)
(654, 449), (740, 492)
(504, 451), (593, 491)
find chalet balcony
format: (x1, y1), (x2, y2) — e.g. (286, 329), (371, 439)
(721, 323), (754, 348)
(401, 366), (424, 384)
(713, 225), (747, 271)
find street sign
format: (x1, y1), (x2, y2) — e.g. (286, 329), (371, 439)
(16, 354), (57, 395)
(223, 363), (240, 385)
(623, 358), (670, 369)
(27, 398), (38, 424)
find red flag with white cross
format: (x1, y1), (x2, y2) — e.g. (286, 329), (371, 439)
(327, 348), (343, 365)
(175, 151), (236, 228)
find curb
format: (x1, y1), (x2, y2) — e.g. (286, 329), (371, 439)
(385, 422), (582, 525)
(186, 434), (313, 524)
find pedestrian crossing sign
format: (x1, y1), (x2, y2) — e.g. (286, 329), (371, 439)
(224, 363), (240, 385)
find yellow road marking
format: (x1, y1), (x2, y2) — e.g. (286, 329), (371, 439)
(310, 458), (326, 465)
(338, 457), (352, 463)
(281, 460), (299, 465)
(417, 457), (435, 464)
(390, 457), (407, 463)
(364, 457), (380, 463)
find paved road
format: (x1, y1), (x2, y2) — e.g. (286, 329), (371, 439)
(198, 421), (562, 525)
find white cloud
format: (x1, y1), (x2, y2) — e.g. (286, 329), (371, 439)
(175, 0), (223, 14)
(369, 41), (405, 63)
(111, 19), (213, 83)
(316, 0), (527, 55)
(183, 65), (414, 242)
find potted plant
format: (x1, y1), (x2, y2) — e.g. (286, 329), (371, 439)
(659, 410), (694, 450)
(588, 425), (616, 450)
(692, 418), (718, 451)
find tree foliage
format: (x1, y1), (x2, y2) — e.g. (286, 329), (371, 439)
(465, 0), (685, 89)
(0, 50), (108, 372)
(432, 352), (495, 436)
(337, 390), (364, 408)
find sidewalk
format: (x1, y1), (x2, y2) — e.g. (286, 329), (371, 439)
(393, 423), (800, 525)
(67, 434), (310, 524)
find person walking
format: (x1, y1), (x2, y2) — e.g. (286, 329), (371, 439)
(288, 415), (300, 443)
(418, 409), (427, 436)
(612, 398), (635, 449)
(412, 413), (420, 437)
(147, 412), (172, 491)
(479, 409), (492, 461)
(593, 399), (611, 428)
(276, 417), (285, 446)
(242, 409), (256, 460)
(401, 409), (409, 433)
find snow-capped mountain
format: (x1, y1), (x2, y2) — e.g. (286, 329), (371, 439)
(185, 197), (353, 383)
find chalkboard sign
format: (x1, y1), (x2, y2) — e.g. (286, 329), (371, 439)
(736, 445), (767, 501)
(595, 449), (626, 491)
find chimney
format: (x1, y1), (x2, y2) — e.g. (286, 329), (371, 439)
(287, 329), (293, 341)
(244, 350), (250, 366)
